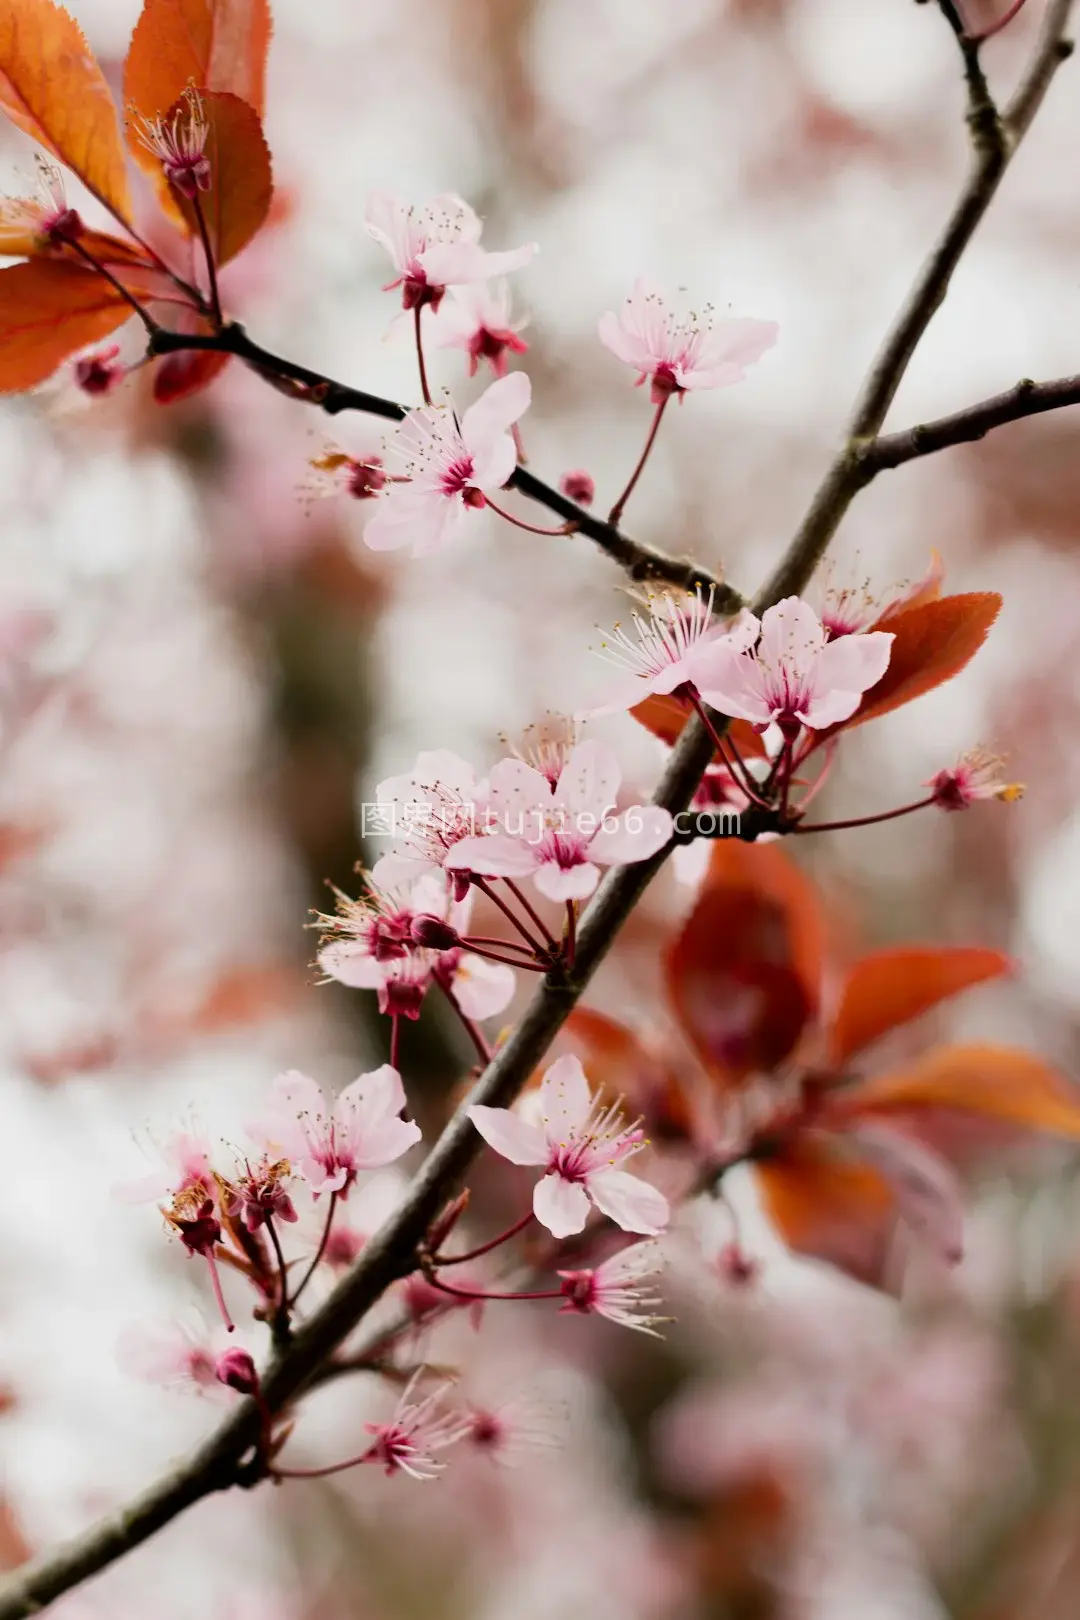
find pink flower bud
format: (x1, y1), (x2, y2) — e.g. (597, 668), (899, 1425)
(559, 469), (595, 506)
(410, 913), (460, 951)
(214, 1346), (259, 1395)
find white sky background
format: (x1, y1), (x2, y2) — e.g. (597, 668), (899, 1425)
(2, 2), (1080, 1618)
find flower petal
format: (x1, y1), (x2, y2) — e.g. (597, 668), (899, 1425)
(445, 833), (537, 876)
(533, 1172), (591, 1237)
(587, 1168), (670, 1234)
(534, 859), (600, 901)
(452, 954), (516, 1019)
(468, 1104), (549, 1165)
(554, 739), (621, 821)
(462, 372), (532, 458)
(539, 1053), (593, 1135)
(587, 805), (672, 866)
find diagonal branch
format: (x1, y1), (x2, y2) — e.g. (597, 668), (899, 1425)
(0, 6), (1073, 1618)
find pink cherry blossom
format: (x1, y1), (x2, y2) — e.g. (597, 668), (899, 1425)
(220, 1155), (298, 1234)
(133, 87), (211, 199)
(364, 374), (531, 556)
(927, 747), (1024, 811)
(371, 750), (489, 893)
(598, 278), (777, 403)
(587, 590), (758, 715)
(559, 469), (595, 506)
(816, 551), (944, 637)
(114, 1130), (215, 1206)
(115, 1315), (238, 1399)
(365, 192), (537, 313)
(0, 156), (81, 248)
(460, 1387), (565, 1467)
(256, 1067), (421, 1198)
(558, 1241), (667, 1335)
(317, 868), (514, 1021)
(446, 739), (672, 903)
(468, 1054), (670, 1238)
(691, 596), (894, 733)
(430, 280), (529, 377)
(361, 1370), (469, 1479)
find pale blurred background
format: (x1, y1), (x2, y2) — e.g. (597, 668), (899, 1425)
(3, 1), (1080, 1617)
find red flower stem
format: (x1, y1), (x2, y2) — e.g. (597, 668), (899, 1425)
(189, 192), (223, 330)
(968, 0), (1030, 40)
(792, 796), (936, 834)
(504, 879), (558, 950)
(778, 739), (796, 820)
(688, 695), (772, 810)
(483, 495), (572, 536)
(426, 1273), (562, 1304)
(460, 933), (539, 955)
(204, 1251), (235, 1333)
(564, 901), (577, 970)
(511, 420), (528, 465)
(608, 395), (669, 527)
(64, 237), (159, 336)
(389, 1014), (402, 1070)
(265, 1218), (292, 1343)
(288, 1192), (338, 1310)
(472, 877), (549, 955)
(433, 1210), (536, 1267)
(414, 305), (432, 405)
(438, 979), (493, 1065)
(273, 1451), (373, 1481)
(458, 939), (546, 972)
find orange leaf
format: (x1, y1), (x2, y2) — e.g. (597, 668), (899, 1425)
(665, 843), (824, 1087)
(839, 1044), (1080, 1138)
(170, 90), (272, 266)
(0, 0), (130, 220)
(0, 260), (130, 393)
(125, 0), (271, 122)
(873, 549), (944, 624)
(829, 946), (1011, 1066)
(824, 593), (1001, 738)
(632, 693), (767, 760)
(754, 1133), (896, 1287)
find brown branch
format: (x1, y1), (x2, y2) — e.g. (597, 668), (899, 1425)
(145, 326), (738, 606)
(868, 373), (1080, 471)
(754, 0), (1073, 608)
(1, 7), (1073, 1617)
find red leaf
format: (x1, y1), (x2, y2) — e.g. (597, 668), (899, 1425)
(665, 842), (824, 1088)
(829, 946), (1011, 1066)
(170, 89), (272, 266)
(754, 1133), (897, 1288)
(0, 0), (130, 221)
(124, 0), (272, 129)
(837, 1044), (1080, 1139)
(822, 593), (1001, 739)
(153, 344), (231, 403)
(0, 261), (130, 393)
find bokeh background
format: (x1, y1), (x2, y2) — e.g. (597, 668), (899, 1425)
(3, 1), (1080, 1616)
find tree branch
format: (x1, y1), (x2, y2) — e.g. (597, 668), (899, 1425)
(753, 0), (1072, 608)
(146, 325), (738, 606)
(2, 6), (1073, 1616)
(868, 373), (1080, 471)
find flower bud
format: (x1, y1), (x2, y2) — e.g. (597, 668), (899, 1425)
(559, 469), (595, 506)
(410, 913), (461, 951)
(214, 1346), (260, 1396)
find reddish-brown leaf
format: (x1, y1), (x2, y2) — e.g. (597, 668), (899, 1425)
(632, 693), (767, 760)
(0, 0), (130, 221)
(665, 842), (824, 1088)
(754, 1133), (896, 1287)
(0, 261), (131, 393)
(170, 89), (272, 266)
(837, 1044), (1080, 1138)
(829, 946), (1011, 1066)
(873, 549), (944, 625)
(822, 593), (1001, 739)
(152, 343), (231, 403)
(124, 0), (271, 206)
